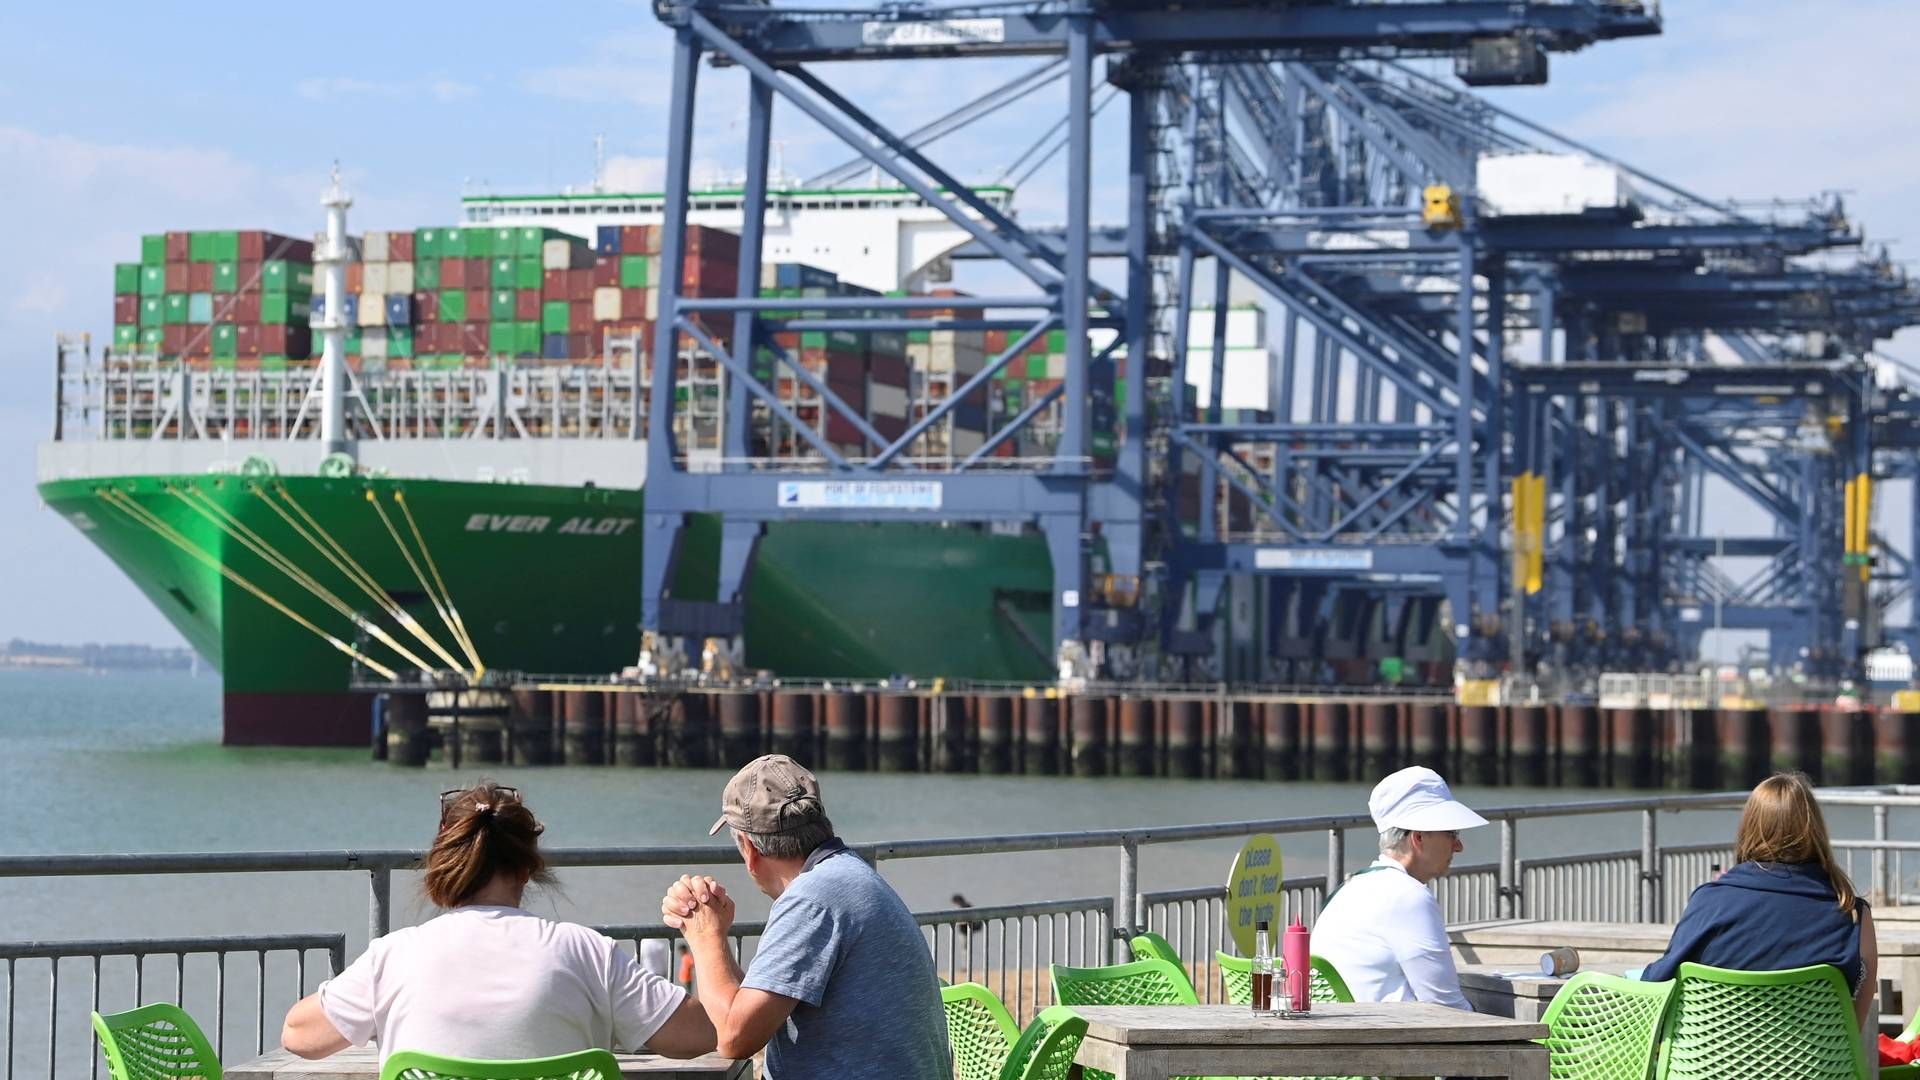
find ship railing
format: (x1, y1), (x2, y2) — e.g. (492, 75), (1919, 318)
(0, 933), (343, 1080)
(379, 672), (1462, 700)
(9, 788), (1920, 1070)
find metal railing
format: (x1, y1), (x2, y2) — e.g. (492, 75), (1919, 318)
(8, 787), (1920, 1071)
(0, 934), (342, 1080)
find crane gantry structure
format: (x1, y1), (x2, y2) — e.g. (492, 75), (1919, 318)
(637, 0), (1920, 697)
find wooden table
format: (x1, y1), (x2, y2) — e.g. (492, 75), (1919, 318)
(226, 1047), (751, 1078)
(1070, 1002), (1549, 1080)
(1456, 965), (1571, 1022)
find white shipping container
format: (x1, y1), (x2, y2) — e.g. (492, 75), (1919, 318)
(593, 286), (623, 322)
(357, 354), (386, 374)
(1475, 152), (1634, 217)
(1186, 308), (1264, 350)
(952, 428), (987, 454)
(869, 382), (910, 419)
(363, 230), (390, 263)
(388, 262), (414, 295)
(362, 327), (388, 359)
(645, 287), (659, 322)
(1184, 345), (1270, 410)
(356, 292), (385, 328)
(1045, 354), (1067, 380)
(363, 262), (389, 295)
(543, 239), (574, 271)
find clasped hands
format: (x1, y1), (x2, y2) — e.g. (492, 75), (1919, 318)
(662, 873), (736, 944)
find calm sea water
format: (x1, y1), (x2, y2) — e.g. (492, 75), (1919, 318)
(3, 668), (1913, 1074)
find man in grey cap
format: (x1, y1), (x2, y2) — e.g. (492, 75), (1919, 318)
(1310, 766), (1489, 1010)
(661, 755), (948, 1077)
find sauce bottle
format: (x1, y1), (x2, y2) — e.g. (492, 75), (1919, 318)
(1284, 918), (1311, 1012)
(1251, 922), (1273, 1013)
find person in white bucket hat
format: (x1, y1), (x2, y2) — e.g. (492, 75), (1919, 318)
(1310, 766), (1490, 1010)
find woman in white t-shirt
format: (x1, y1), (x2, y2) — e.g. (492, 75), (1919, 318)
(280, 783), (715, 1065)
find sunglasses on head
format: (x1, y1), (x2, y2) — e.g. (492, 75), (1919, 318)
(439, 787), (531, 828)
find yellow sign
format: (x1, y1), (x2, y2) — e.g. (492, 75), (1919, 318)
(1225, 833), (1285, 956)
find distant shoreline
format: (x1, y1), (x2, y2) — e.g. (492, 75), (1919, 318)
(0, 639), (198, 674)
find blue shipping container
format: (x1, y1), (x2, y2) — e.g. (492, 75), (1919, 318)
(310, 293), (359, 324)
(386, 294), (413, 326)
(542, 333), (570, 360)
(596, 225), (622, 255)
(187, 292), (214, 324)
(775, 263), (838, 290)
(950, 403), (989, 431)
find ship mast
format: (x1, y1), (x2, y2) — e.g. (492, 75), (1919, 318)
(315, 165), (354, 458)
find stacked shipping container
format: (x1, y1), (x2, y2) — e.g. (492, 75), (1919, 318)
(112, 231), (315, 369)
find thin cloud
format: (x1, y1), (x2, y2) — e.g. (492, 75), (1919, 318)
(520, 32), (669, 107)
(297, 76), (478, 103)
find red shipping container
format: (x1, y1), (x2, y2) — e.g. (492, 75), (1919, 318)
(389, 232), (414, 262)
(165, 263), (189, 292)
(413, 291), (438, 322)
(461, 321), (488, 352)
(565, 269), (592, 302)
(236, 294), (260, 322)
(515, 290), (541, 321)
(213, 295), (238, 323)
(441, 257), (467, 288)
(234, 259), (261, 290)
(466, 289), (489, 322)
(165, 232), (190, 262)
(346, 263), (363, 292)
(568, 333), (590, 358)
(983, 329), (1010, 352)
(162, 325), (187, 353)
(569, 302), (593, 334)
(872, 415), (909, 441)
(188, 263), (213, 292)
(184, 329), (211, 358)
(593, 257), (620, 288)
(259, 325), (288, 354)
(620, 289), (648, 319)
(113, 295), (140, 324)
(620, 225), (649, 253)
(272, 236), (316, 263)
(684, 226), (740, 262)
(235, 324), (260, 355)
(237, 231), (265, 260)
(826, 414), (870, 446)
(869, 353), (908, 386)
(465, 258), (488, 286)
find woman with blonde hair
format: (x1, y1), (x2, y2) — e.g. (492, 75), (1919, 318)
(280, 782), (715, 1065)
(1643, 772), (1877, 1027)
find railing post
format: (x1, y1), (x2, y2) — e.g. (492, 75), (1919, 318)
(1499, 819), (1518, 919)
(1118, 838), (1139, 951)
(1875, 804), (1891, 906)
(369, 867), (391, 941)
(1328, 827), (1346, 899)
(1639, 809), (1659, 922)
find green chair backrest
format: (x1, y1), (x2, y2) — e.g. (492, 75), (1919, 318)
(380, 1048), (623, 1080)
(92, 1003), (222, 1080)
(1051, 958), (1200, 1007)
(1656, 962), (1867, 1080)
(1003, 1005), (1089, 1080)
(1215, 952), (1355, 1005)
(1537, 972), (1675, 1080)
(942, 982), (1022, 1080)
(1126, 932), (1199, 999)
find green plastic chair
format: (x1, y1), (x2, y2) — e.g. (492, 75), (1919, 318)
(1215, 951), (1355, 1005)
(1127, 931), (1199, 999)
(92, 1003), (222, 1080)
(941, 982), (1088, 1080)
(1656, 962), (1868, 1080)
(1885, 1009), (1920, 1080)
(380, 1048), (623, 1080)
(1537, 972), (1675, 1080)
(1052, 957), (1200, 1007)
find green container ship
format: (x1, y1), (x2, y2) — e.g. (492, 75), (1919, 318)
(39, 182), (1066, 745)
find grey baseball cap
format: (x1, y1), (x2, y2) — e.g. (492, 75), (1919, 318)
(708, 754), (828, 836)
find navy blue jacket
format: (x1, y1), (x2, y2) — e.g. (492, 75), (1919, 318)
(1642, 860), (1868, 990)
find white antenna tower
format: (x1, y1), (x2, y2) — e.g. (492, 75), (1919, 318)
(593, 134), (606, 193)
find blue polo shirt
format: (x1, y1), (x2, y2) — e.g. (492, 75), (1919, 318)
(1643, 860), (1868, 990)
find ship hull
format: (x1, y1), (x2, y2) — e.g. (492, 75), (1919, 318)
(39, 474), (1054, 744)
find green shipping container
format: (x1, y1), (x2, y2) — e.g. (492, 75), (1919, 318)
(212, 324), (237, 359)
(440, 289), (467, 322)
(139, 327), (164, 349)
(439, 228), (467, 258)
(211, 231), (239, 262)
(490, 290), (515, 320)
(261, 294), (310, 324)
(514, 321), (540, 356)
(415, 259), (441, 290)
(113, 325), (139, 348)
(542, 301), (570, 334)
(414, 229), (442, 259)
(188, 232), (215, 262)
(187, 292), (214, 324)
(163, 294), (188, 324)
(620, 255), (649, 288)
(515, 227), (548, 257)
(800, 331), (827, 348)
(139, 266), (166, 296)
(492, 227), (517, 253)
(389, 327), (414, 358)
(345, 330), (363, 354)
(1045, 330), (1067, 353)
(491, 258), (515, 287)
(261, 261), (314, 294)
(213, 262), (238, 293)
(139, 297), (164, 327)
(907, 329), (930, 344)
(1026, 355), (1049, 378)
(466, 229), (492, 258)
(140, 234), (166, 267)
(113, 264), (141, 295)
(515, 257), (541, 290)
(489, 322), (515, 354)
(209, 356), (238, 372)
(260, 355), (288, 372)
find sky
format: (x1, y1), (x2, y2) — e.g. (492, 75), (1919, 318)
(0, 1), (1915, 648)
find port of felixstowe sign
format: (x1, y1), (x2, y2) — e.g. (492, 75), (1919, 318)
(1225, 833), (1284, 956)
(777, 480), (943, 511)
